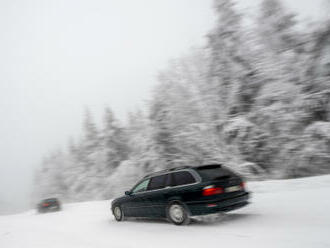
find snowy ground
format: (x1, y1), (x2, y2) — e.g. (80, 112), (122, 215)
(1, 175), (330, 248)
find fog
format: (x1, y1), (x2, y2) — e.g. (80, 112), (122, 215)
(0, 0), (217, 214)
(0, 0), (325, 214)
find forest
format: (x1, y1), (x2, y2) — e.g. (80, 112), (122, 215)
(34, 0), (330, 202)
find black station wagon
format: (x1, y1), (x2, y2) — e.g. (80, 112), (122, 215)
(111, 164), (249, 225)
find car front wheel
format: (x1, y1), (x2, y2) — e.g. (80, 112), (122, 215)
(113, 206), (124, 221)
(167, 202), (190, 225)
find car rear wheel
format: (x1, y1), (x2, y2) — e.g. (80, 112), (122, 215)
(113, 206), (124, 221)
(167, 203), (190, 225)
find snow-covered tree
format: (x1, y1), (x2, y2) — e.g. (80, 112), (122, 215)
(33, 0), (330, 204)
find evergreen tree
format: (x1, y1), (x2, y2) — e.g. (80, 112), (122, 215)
(33, 0), (330, 203)
(101, 107), (128, 170)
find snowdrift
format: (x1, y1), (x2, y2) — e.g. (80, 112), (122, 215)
(1, 175), (330, 248)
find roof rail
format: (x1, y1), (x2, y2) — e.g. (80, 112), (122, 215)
(143, 165), (193, 178)
(168, 165), (192, 171)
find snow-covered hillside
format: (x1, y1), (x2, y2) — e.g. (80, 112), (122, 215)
(1, 175), (330, 248)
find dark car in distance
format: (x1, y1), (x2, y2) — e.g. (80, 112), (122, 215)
(37, 198), (61, 213)
(111, 164), (249, 225)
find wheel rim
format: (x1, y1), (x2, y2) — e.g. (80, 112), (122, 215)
(169, 204), (184, 223)
(114, 207), (122, 220)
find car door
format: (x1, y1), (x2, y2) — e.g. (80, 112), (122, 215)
(141, 174), (171, 218)
(166, 171), (199, 203)
(123, 178), (150, 217)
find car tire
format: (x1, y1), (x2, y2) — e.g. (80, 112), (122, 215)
(113, 206), (124, 222)
(167, 202), (190, 225)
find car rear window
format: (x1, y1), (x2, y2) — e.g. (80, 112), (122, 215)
(196, 165), (236, 181)
(148, 174), (169, 190)
(172, 171), (196, 186)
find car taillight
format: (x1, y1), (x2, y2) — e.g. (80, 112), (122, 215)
(202, 185), (224, 196)
(240, 182), (245, 189)
(43, 203), (49, 207)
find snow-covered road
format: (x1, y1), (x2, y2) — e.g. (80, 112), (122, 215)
(1, 175), (330, 248)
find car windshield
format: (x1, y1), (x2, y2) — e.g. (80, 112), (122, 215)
(132, 179), (150, 193)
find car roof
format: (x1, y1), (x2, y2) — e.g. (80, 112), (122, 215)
(43, 198), (58, 201)
(195, 164), (222, 170)
(143, 166), (192, 179)
(143, 164), (222, 179)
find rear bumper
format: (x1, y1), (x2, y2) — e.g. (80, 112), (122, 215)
(187, 192), (250, 216)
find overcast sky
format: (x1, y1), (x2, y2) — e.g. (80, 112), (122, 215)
(0, 0), (324, 214)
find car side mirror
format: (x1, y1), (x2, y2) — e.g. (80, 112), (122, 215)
(125, 191), (132, 196)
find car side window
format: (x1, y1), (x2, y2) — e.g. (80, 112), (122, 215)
(172, 171), (196, 186)
(148, 174), (168, 190)
(132, 179), (150, 193)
